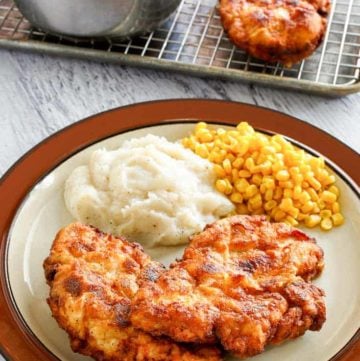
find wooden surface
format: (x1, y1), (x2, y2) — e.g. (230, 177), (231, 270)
(0, 48), (359, 361)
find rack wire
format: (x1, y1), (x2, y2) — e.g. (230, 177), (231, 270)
(0, 0), (359, 95)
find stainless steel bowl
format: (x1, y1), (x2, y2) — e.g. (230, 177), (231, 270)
(14, 0), (181, 38)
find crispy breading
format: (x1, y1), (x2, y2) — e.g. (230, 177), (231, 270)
(131, 215), (326, 358)
(218, 0), (330, 66)
(44, 223), (222, 361)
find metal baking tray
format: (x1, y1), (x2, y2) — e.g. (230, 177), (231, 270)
(1, 0), (359, 96)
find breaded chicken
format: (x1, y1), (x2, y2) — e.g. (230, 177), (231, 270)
(43, 223), (222, 361)
(131, 215), (326, 358)
(218, 0), (330, 66)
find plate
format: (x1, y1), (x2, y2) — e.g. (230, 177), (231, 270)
(0, 99), (359, 361)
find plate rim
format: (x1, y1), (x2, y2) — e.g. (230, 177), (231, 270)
(0, 99), (359, 361)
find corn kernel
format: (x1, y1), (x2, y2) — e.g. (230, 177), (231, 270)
(285, 216), (298, 226)
(232, 141), (249, 156)
(249, 194), (262, 209)
(279, 198), (293, 212)
(223, 159), (232, 175)
(321, 190), (337, 204)
(274, 187), (283, 200)
(264, 200), (277, 211)
(332, 213), (344, 226)
(216, 179), (232, 195)
(230, 192), (244, 203)
(307, 188), (319, 202)
(252, 174), (263, 186)
(239, 170), (252, 178)
(232, 157), (244, 169)
(301, 201), (314, 214)
(272, 161), (285, 173)
(276, 170), (290, 181)
(320, 218), (333, 231)
(215, 179), (227, 193)
(328, 185), (340, 197)
(263, 177), (276, 190)
(293, 173), (304, 185)
(235, 178), (250, 193)
(244, 157), (255, 171)
(274, 210), (286, 222)
(288, 207), (300, 219)
(197, 130), (213, 143)
(299, 191), (311, 204)
(323, 175), (336, 186)
(258, 160), (272, 175)
(246, 185), (258, 199)
(297, 213), (307, 221)
(250, 208), (264, 215)
(195, 122), (208, 131)
(265, 189), (274, 202)
(225, 153), (236, 163)
(317, 199), (326, 210)
(262, 145), (276, 155)
(293, 185), (302, 199)
(237, 204), (249, 214)
(279, 181), (294, 189)
(306, 176), (322, 190)
(195, 143), (209, 158)
(283, 189), (293, 198)
(320, 210), (332, 218)
(214, 164), (226, 178)
(305, 215), (321, 228)
(332, 202), (341, 214)
(260, 184), (267, 194)
(231, 168), (239, 181)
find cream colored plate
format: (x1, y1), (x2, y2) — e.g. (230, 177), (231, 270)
(7, 124), (360, 361)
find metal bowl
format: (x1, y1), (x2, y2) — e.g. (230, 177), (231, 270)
(14, 0), (181, 38)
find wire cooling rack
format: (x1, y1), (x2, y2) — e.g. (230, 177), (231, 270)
(0, 0), (359, 96)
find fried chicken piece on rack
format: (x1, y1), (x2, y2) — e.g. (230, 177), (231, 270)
(131, 215), (326, 358)
(218, 0), (330, 66)
(43, 223), (222, 361)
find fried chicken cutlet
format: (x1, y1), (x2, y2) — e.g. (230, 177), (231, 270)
(218, 0), (330, 66)
(43, 223), (222, 361)
(131, 215), (326, 358)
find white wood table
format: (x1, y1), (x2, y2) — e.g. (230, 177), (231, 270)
(0, 47), (359, 361)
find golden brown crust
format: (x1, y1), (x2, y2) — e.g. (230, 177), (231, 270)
(44, 223), (222, 361)
(131, 215), (326, 358)
(218, 0), (330, 66)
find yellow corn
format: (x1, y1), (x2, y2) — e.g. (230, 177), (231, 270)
(320, 210), (332, 219)
(332, 213), (344, 226)
(276, 170), (290, 181)
(285, 216), (299, 226)
(321, 190), (337, 204)
(245, 185), (258, 199)
(332, 202), (341, 214)
(239, 170), (252, 178)
(223, 159), (232, 175)
(264, 200), (277, 211)
(214, 164), (226, 178)
(305, 215), (321, 228)
(328, 185), (340, 197)
(320, 218), (333, 231)
(182, 121), (344, 231)
(230, 192), (243, 204)
(264, 189), (274, 202)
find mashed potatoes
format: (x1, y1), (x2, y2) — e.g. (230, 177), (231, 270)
(64, 135), (234, 247)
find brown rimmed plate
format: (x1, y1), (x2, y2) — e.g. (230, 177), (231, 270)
(0, 99), (359, 361)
